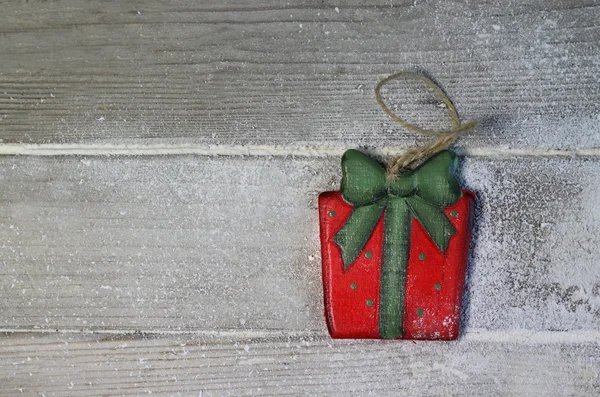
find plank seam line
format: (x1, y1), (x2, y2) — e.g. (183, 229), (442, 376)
(0, 329), (598, 343)
(1, 144), (600, 157)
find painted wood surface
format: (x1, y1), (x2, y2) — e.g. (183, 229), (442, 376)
(1, 155), (599, 333)
(1, 332), (599, 397)
(319, 148), (473, 340)
(0, 0), (599, 148)
(320, 191), (473, 340)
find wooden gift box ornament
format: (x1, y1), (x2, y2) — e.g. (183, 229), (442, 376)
(319, 73), (478, 340)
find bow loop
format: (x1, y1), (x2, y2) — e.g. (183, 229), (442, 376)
(413, 150), (461, 207)
(340, 150), (387, 206)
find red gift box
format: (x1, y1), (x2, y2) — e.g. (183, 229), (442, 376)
(319, 190), (474, 340)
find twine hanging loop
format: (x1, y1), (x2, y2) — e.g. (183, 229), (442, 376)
(375, 72), (478, 178)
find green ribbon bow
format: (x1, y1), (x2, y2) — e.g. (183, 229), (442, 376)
(333, 149), (462, 339)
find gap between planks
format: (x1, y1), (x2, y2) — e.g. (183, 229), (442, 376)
(0, 328), (599, 344)
(1, 143), (600, 157)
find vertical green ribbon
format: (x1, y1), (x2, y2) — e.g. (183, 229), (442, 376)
(379, 198), (411, 339)
(333, 149), (462, 339)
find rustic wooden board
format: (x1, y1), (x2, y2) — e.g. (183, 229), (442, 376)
(1, 0), (599, 147)
(2, 1), (599, 395)
(1, 155), (598, 332)
(0, 332), (598, 396)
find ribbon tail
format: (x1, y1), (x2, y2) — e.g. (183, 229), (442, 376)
(333, 202), (385, 270)
(406, 196), (456, 252)
(378, 198), (411, 339)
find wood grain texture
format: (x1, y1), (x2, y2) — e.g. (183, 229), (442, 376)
(0, 155), (599, 332)
(0, 332), (598, 396)
(1, 0), (599, 147)
(2, 1), (600, 395)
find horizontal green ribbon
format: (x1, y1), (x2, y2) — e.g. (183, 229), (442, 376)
(333, 149), (462, 339)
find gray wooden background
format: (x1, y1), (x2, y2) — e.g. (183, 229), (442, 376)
(1, 1), (599, 395)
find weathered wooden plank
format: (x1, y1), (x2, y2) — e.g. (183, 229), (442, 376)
(0, 332), (598, 396)
(1, 0), (599, 147)
(0, 155), (598, 332)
